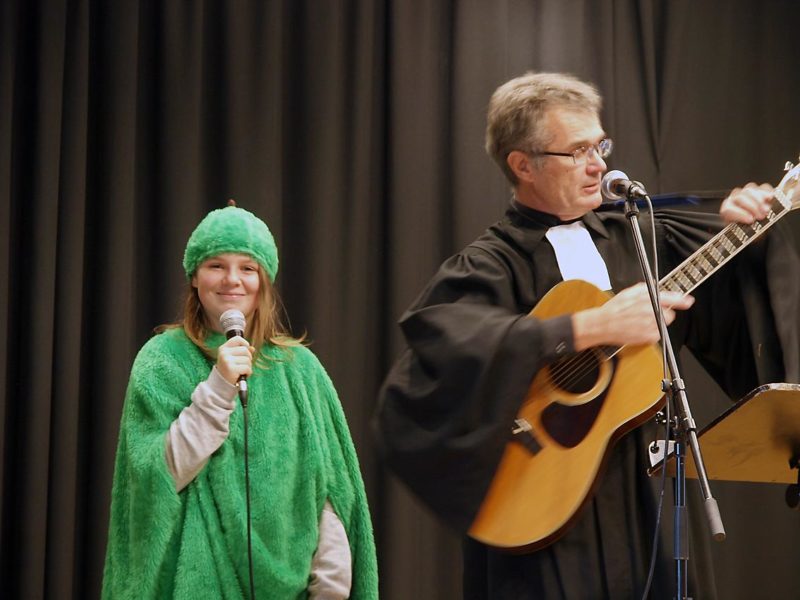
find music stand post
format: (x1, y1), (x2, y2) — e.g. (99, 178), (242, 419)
(623, 196), (725, 600)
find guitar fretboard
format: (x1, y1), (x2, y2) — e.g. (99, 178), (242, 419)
(659, 190), (793, 297)
(597, 184), (795, 361)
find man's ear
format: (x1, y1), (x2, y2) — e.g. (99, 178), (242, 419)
(507, 150), (537, 183)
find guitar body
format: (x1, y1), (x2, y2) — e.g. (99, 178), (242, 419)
(468, 279), (664, 551)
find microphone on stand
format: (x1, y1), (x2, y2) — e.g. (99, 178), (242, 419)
(219, 308), (248, 404)
(601, 169), (649, 201)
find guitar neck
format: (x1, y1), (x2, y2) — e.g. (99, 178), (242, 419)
(658, 191), (793, 296)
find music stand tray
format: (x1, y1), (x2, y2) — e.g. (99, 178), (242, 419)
(650, 383), (800, 483)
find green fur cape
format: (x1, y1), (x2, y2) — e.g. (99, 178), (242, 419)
(102, 328), (378, 599)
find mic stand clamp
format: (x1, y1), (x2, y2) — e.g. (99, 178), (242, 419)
(622, 197), (725, 600)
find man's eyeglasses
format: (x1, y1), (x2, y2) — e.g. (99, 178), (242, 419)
(538, 138), (613, 165)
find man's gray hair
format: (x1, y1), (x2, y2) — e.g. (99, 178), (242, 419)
(485, 72), (602, 185)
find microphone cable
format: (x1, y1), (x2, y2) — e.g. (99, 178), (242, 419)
(220, 309), (256, 599)
(639, 194), (671, 600)
(240, 385), (256, 600)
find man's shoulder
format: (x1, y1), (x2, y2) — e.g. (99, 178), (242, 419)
(464, 210), (542, 259)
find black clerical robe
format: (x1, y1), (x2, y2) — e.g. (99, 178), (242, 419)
(375, 201), (799, 599)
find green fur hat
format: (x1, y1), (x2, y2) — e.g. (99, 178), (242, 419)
(183, 203), (279, 282)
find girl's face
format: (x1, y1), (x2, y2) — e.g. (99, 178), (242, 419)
(191, 253), (261, 331)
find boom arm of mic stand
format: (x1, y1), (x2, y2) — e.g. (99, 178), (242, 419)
(622, 197), (725, 598)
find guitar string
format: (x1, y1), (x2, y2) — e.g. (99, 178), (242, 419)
(542, 227), (758, 390)
(539, 349), (611, 396)
(538, 197), (789, 396)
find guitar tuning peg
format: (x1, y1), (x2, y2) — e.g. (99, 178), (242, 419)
(785, 161), (795, 171)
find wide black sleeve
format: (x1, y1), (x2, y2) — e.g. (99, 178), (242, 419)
(656, 208), (800, 399)
(374, 246), (572, 532)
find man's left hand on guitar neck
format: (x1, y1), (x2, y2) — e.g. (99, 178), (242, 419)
(720, 182), (774, 224)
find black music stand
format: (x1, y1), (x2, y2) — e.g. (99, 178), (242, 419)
(650, 383), (800, 493)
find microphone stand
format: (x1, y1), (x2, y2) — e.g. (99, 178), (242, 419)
(622, 195), (725, 600)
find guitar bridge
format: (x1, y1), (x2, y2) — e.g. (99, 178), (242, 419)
(511, 418), (542, 455)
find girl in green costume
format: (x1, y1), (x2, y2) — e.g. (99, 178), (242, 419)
(102, 204), (378, 599)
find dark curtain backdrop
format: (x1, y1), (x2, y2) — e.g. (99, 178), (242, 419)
(2, 1), (800, 598)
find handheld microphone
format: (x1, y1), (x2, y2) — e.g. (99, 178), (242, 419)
(220, 308), (246, 339)
(601, 169), (649, 201)
(219, 309), (248, 402)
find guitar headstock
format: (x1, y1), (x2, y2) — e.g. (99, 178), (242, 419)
(778, 158), (800, 210)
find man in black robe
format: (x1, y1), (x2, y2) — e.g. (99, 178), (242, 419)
(374, 72), (800, 599)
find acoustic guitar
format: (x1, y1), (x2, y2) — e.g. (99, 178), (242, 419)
(468, 160), (800, 552)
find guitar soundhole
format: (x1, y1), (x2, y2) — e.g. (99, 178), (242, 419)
(540, 356), (616, 448)
(547, 350), (600, 394)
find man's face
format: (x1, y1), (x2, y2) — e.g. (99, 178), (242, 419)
(518, 107), (608, 220)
